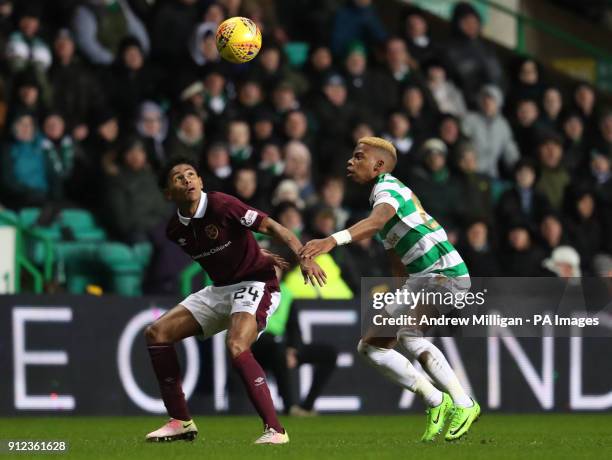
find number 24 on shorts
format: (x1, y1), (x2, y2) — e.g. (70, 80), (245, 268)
(233, 286), (261, 302)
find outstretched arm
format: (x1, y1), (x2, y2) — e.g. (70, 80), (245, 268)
(258, 217), (327, 286)
(299, 203), (396, 259)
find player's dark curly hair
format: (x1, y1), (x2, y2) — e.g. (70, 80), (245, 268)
(158, 155), (201, 190)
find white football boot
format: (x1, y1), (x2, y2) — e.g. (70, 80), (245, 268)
(254, 426), (289, 445)
(145, 418), (198, 442)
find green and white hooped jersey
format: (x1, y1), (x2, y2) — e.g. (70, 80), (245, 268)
(370, 173), (469, 278)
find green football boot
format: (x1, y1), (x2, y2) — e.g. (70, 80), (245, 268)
(421, 393), (454, 442)
(445, 399), (481, 441)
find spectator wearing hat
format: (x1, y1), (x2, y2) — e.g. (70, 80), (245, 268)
(457, 220), (502, 277)
(542, 246), (582, 278)
(497, 158), (552, 235)
(330, 0), (387, 57)
(540, 86), (564, 133)
(402, 7), (436, 64)
(136, 100), (168, 173)
(561, 112), (588, 174)
(188, 19), (220, 70)
(407, 138), (461, 232)
(72, 0), (150, 66)
(178, 79), (207, 122)
(462, 84), (519, 178)
(444, 2), (504, 109)
(6, 2), (52, 74)
(424, 59), (467, 118)
(342, 41), (384, 117)
(535, 132), (570, 210)
(108, 36), (161, 127)
(102, 138), (168, 244)
(310, 73), (358, 174)
(501, 223), (547, 277)
(49, 29), (104, 137)
(563, 185), (603, 274)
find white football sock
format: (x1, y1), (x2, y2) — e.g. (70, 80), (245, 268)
(357, 340), (443, 407)
(398, 333), (473, 408)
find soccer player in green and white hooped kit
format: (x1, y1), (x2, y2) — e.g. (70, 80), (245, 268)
(300, 137), (480, 442)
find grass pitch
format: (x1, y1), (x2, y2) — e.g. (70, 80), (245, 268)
(0, 414), (610, 460)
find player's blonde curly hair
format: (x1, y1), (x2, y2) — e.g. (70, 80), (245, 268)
(357, 136), (397, 158)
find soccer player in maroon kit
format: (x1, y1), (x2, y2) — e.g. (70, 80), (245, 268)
(145, 157), (326, 444)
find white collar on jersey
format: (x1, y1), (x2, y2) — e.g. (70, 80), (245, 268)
(177, 190), (208, 225)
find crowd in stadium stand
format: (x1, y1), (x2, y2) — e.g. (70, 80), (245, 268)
(1, 0), (611, 296)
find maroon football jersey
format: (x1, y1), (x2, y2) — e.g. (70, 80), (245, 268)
(166, 191), (277, 287)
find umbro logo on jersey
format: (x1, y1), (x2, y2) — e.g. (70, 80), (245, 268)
(254, 377), (265, 386)
(178, 238), (187, 246)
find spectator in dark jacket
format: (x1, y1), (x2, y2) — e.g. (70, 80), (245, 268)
(512, 98), (544, 159)
(457, 220), (502, 277)
(451, 142), (493, 225)
(107, 36), (161, 126)
(506, 58), (546, 114)
(501, 223), (547, 277)
(310, 73), (357, 174)
(563, 185), (603, 274)
(444, 2), (504, 108)
(342, 41), (385, 119)
(497, 158), (552, 234)
(103, 138), (168, 243)
(330, 0), (387, 57)
(540, 86), (564, 133)
(402, 7), (436, 64)
(49, 29), (104, 137)
(408, 138), (461, 233)
(561, 112), (588, 174)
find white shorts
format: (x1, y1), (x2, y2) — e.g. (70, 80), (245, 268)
(180, 279), (281, 339)
(385, 275), (471, 317)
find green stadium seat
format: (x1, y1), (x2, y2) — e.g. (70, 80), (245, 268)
(284, 42), (309, 68)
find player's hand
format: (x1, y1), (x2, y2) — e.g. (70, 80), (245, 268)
(260, 249), (289, 270)
(286, 347), (298, 369)
(300, 258), (327, 287)
(299, 237), (336, 259)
